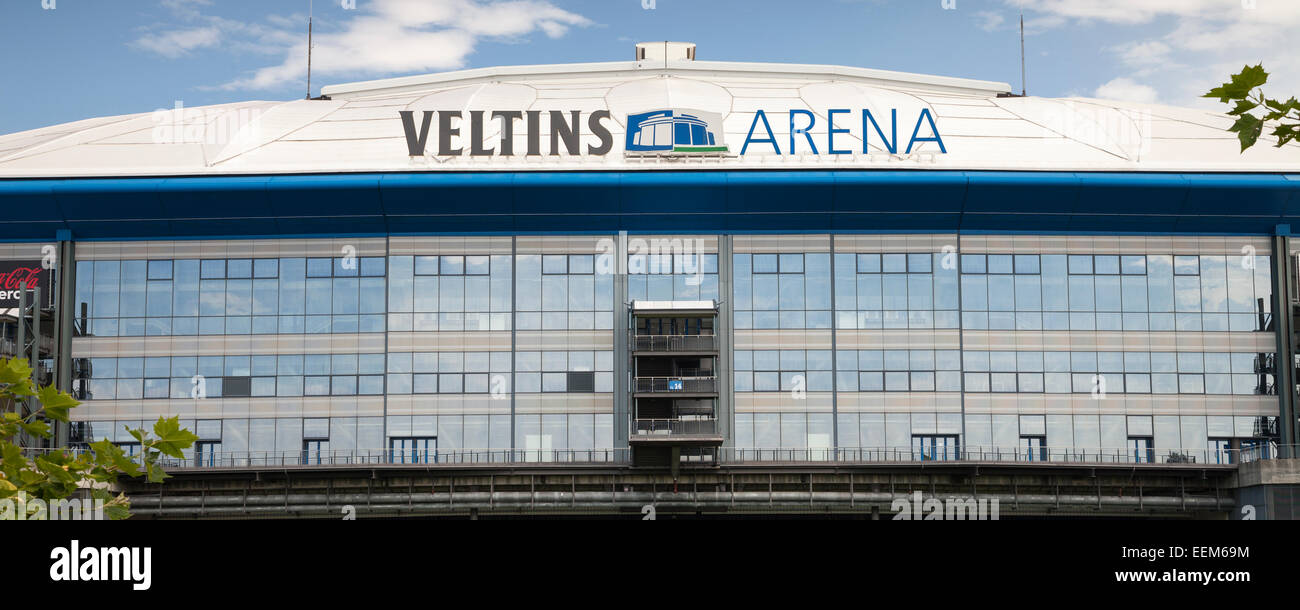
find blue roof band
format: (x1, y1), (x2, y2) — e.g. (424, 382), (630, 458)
(0, 171), (1296, 240)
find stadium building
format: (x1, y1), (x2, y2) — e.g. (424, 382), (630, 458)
(3, 42), (1300, 518)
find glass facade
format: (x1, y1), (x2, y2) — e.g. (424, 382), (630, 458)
(730, 234), (1280, 465)
(64, 233), (1282, 465)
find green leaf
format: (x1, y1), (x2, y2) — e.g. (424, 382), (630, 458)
(95, 491), (132, 521)
(126, 426), (148, 444)
(1273, 123), (1299, 147)
(16, 420), (51, 439)
(1227, 100), (1258, 116)
(17, 469), (43, 485)
(1229, 113), (1265, 152)
(0, 357), (35, 398)
(103, 503), (131, 521)
(0, 440), (24, 469)
(1204, 64), (1269, 102)
(150, 416), (198, 459)
(0, 357), (32, 386)
(33, 455), (77, 485)
(144, 460), (170, 484)
(36, 385), (79, 422)
(1263, 96), (1299, 114)
(5, 380), (35, 398)
(89, 439), (141, 478)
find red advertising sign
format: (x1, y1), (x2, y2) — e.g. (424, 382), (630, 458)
(0, 261), (51, 308)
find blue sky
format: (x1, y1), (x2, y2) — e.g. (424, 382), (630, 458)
(2, 0), (1297, 135)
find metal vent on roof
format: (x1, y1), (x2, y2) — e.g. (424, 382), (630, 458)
(636, 41), (695, 61)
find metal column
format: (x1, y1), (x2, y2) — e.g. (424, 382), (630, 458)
(1270, 234), (1296, 456)
(828, 234), (838, 456)
(14, 283), (42, 447)
(613, 232), (629, 452)
(717, 235), (734, 452)
(52, 236), (76, 447)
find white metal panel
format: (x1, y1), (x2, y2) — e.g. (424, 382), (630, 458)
(280, 118), (404, 141)
(205, 100), (345, 166)
(0, 54), (1297, 176)
(930, 103), (1020, 119)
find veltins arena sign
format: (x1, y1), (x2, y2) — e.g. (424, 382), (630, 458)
(398, 107), (945, 157)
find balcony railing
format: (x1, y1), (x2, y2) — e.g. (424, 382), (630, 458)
(24, 447), (631, 468)
(24, 443), (1294, 469)
(634, 376), (717, 393)
(712, 444), (1285, 465)
(631, 334), (717, 352)
(631, 418), (719, 436)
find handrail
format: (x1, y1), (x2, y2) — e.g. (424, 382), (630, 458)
(709, 444), (1285, 465)
(634, 376), (717, 392)
(630, 333), (717, 352)
(21, 447), (632, 468)
(21, 442), (1292, 469)
(631, 417), (719, 436)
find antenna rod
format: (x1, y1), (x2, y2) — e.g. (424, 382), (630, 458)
(1019, 11), (1027, 96)
(306, 0), (313, 99)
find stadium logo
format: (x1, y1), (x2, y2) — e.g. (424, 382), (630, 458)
(625, 109), (727, 154)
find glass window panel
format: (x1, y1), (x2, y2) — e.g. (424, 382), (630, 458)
(440, 256), (465, 275)
(960, 255), (985, 274)
(987, 255), (1013, 274)
(1122, 256), (1146, 275)
(1014, 255), (1039, 274)
(1094, 255), (1119, 275)
(1174, 255), (1200, 275)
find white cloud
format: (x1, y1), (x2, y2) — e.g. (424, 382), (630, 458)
(132, 26), (221, 58)
(1007, 0), (1300, 106)
(133, 1), (300, 60)
(159, 0), (211, 20)
(131, 0), (592, 91)
(1009, 0), (1299, 25)
(1094, 77), (1159, 103)
(1114, 40), (1171, 69)
(975, 11), (1005, 32)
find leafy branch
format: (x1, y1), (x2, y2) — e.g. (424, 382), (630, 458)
(1204, 64), (1300, 152)
(0, 356), (197, 520)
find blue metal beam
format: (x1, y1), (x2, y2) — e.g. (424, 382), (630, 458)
(0, 170), (1296, 240)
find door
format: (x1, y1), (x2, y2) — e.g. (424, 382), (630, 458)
(195, 441), (221, 467)
(912, 435), (958, 461)
(524, 434), (553, 463)
(1129, 437), (1154, 463)
(1210, 438), (1232, 464)
(302, 439), (328, 465)
(1021, 436), (1047, 462)
(389, 437), (437, 464)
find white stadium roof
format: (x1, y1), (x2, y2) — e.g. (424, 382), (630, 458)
(1, 42), (1297, 178)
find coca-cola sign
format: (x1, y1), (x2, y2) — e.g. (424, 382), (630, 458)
(0, 261), (51, 308)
